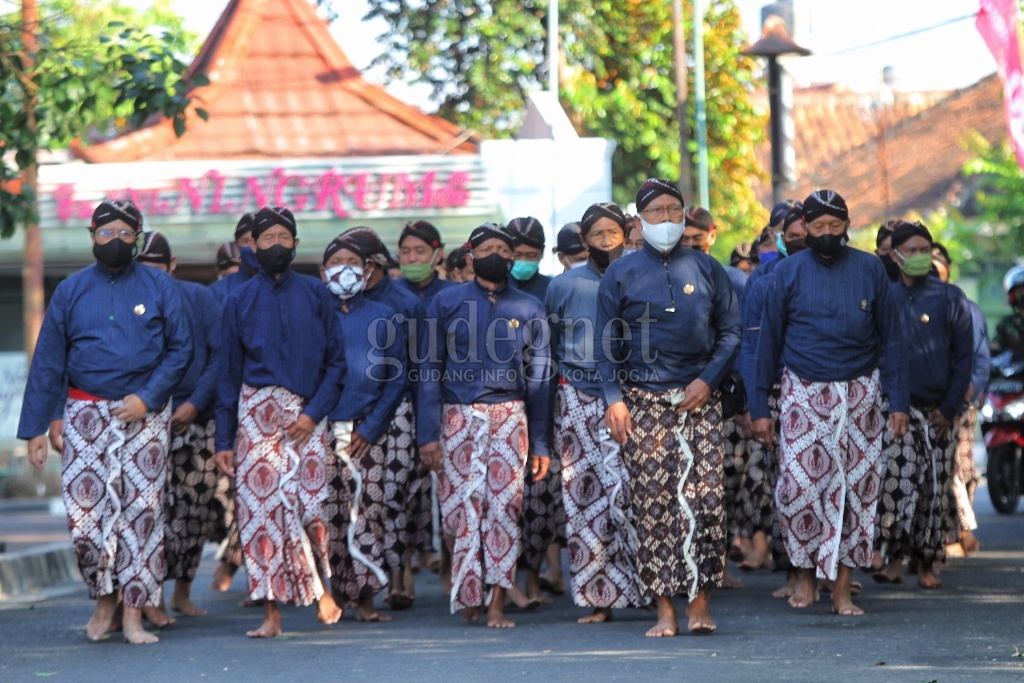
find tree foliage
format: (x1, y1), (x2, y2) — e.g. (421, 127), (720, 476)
(0, 0), (206, 238)
(365, 0), (768, 249)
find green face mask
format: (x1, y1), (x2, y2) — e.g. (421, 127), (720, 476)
(510, 259), (540, 281)
(897, 251), (933, 278)
(401, 260), (436, 284)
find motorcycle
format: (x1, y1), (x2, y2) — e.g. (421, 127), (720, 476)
(979, 351), (1024, 514)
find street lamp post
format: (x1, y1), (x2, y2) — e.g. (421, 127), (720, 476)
(742, 16), (810, 207)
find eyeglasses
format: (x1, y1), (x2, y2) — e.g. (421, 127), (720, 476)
(807, 220), (848, 232)
(93, 228), (138, 240)
(641, 205), (685, 221)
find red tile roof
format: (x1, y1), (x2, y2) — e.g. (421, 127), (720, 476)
(753, 76), (1006, 228)
(72, 0), (477, 163)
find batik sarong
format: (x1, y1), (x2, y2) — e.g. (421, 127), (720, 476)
(234, 384), (331, 606)
(439, 401), (528, 613)
(62, 397), (171, 608)
(874, 405), (959, 564)
(621, 386), (725, 602)
(326, 420), (393, 605)
(164, 417), (220, 581)
(776, 369), (886, 580)
(520, 453), (566, 573)
(557, 382), (642, 608)
(387, 398), (420, 560)
(721, 416), (746, 541)
(212, 476), (244, 568)
(952, 406), (979, 532)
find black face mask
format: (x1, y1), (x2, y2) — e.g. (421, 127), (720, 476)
(589, 244), (624, 270)
(473, 253), (512, 282)
(805, 232), (848, 258)
(784, 237), (807, 256)
(879, 253), (901, 281)
(256, 244), (295, 275)
(93, 238), (137, 270)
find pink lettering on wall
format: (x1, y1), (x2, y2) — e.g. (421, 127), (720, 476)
(51, 167), (475, 222)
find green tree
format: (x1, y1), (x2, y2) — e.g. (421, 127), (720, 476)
(365, 0), (768, 252)
(0, 0), (205, 237)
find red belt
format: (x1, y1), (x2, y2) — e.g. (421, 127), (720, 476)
(68, 387), (105, 402)
(559, 376), (570, 385)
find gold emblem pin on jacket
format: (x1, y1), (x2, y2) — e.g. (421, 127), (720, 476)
(134, 304), (146, 315)
(509, 319), (520, 329)
(683, 284), (695, 295)
(920, 313), (930, 323)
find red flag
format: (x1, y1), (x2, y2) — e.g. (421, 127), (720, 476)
(977, 0), (1024, 169)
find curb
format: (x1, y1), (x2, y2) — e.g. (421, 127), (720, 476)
(0, 542), (81, 601)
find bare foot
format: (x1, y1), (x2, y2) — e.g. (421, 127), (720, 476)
(108, 602), (124, 633)
(686, 592), (716, 634)
(577, 608), (613, 624)
(356, 595), (392, 622)
(460, 606), (482, 623)
(524, 570), (554, 605)
(123, 606), (159, 644)
(869, 551), (885, 572)
(539, 543), (566, 594)
(960, 530), (980, 556)
(788, 569), (817, 608)
(211, 561), (238, 592)
(873, 559), (905, 585)
(721, 569), (744, 589)
(317, 592), (343, 624)
(142, 603), (176, 627)
(739, 532), (770, 571)
(170, 581), (208, 616)
(772, 570), (799, 598)
(388, 567), (415, 611)
(918, 563), (943, 589)
(646, 596), (678, 637)
(246, 601), (282, 638)
(819, 579), (859, 594)
(945, 542), (965, 558)
(86, 594), (119, 641)
(831, 566), (864, 616)
(486, 588), (515, 628)
(506, 584), (540, 610)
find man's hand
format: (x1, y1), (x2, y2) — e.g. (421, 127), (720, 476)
(419, 441), (443, 472)
(28, 435), (49, 470)
(286, 414), (316, 449)
(604, 402), (633, 445)
(347, 431), (372, 459)
(112, 394), (148, 423)
(736, 411), (753, 436)
(927, 409), (951, 439)
(679, 378), (711, 412)
(213, 450), (235, 477)
(751, 417), (776, 445)
(170, 402), (199, 435)
(889, 412), (909, 439)
(530, 454), (551, 482)
(48, 419), (63, 454)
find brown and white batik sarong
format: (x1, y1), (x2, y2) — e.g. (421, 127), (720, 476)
(558, 382), (642, 608)
(953, 405), (979, 532)
(874, 405), (959, 564)
(62, 395), (171, 607)
(520, 453), (566, 573)
(164, 417), (220, 582)
(776, 369), (886, 580)
(234, 384), (332, 606)
(621, 386), (725, 602)
(326, 420), (394, 605)
(438, 401), (528, 613)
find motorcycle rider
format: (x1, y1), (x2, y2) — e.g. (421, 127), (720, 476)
(992, 266), (1024, 360)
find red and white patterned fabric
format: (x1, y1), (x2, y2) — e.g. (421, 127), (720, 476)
(557, 383), (642, 608)
(62, 398), (171, 608)
(776, 369), (887, 580)
(234, 384), (332, 606)
(438, 401), (528, 613)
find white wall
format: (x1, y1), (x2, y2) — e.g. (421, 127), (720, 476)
(480, 138), (616, 275)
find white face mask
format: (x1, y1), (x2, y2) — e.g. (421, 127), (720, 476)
(568, 260), (588, 270)
(640, 217), (685, 253)
(325, 264), (365, 300)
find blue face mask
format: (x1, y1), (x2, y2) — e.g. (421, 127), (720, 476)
(239, 245), (259, 272)
(510, 259), (540, 281)
(775, 232), (788, 258)
(759, 250), (780, 266)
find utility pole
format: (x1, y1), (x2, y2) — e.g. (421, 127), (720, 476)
(671, 0), (693, 200)
(22, 0), (43, 360)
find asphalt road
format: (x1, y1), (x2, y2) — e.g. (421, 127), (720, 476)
(1, 488), (1022, 683)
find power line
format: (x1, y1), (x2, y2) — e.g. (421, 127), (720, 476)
(827, 12), (976, 56)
